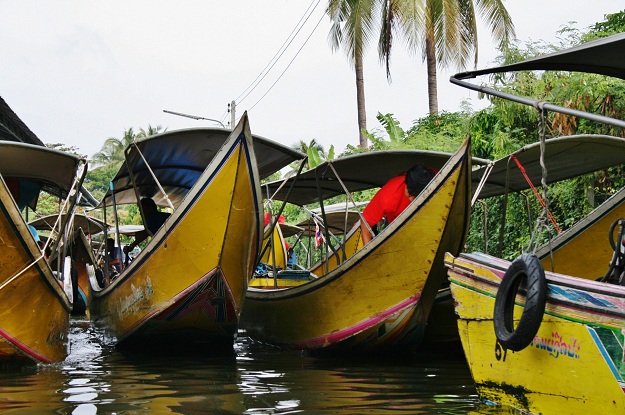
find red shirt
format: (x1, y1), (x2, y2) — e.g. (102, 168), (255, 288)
(264, 212), (286, 226)
(362, 174), (411, 226)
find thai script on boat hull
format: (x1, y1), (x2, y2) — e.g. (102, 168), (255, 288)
(532, 331), (581, 359)
(117, 277), (154, 317)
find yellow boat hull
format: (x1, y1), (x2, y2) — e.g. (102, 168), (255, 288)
(242, 139), (471, 351)
(0, 177), (70, 364)
(537, 187), (625, 280)
(90, 118), (261, 348)
(259, 225), (288, 270)
(446, 251), (625, 414)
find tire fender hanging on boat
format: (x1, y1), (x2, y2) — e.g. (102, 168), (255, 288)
(493, 253), (547, 351)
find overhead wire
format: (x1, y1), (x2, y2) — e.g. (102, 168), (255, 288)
(218, 108), (230, 126)
(170, 2), (324, 129)
(248, 7), (326, 112)
(235, 0), (321, 106)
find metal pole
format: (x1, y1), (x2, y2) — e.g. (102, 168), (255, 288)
(230, 100), (236, 129)
(162, 109), (225, 128)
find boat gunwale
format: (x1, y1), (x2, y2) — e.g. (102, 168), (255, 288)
(448, 252), (625, 321)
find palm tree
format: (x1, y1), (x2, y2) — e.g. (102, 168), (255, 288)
(379, 0), (515, 115)
(87, 125), (167, 199)
(292, 139), (328, 169)
(92, 125), (166, 170)
(91, 127), (138, 171)
(137, 124), (166, 139)
(328, 0), (379, 148)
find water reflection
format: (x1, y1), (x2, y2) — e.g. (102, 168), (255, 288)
(0, 320), (518, 414)
(236, 338), (480, 414)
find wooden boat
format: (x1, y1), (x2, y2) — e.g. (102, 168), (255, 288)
(89, 114), (303, 349)
(446, 252), (625, 413)
(292, 207), (364, 270)
(255, 205), (364, 276)
(29, 213), (105, 316)
(445, 32), (625, 413)
(0, 142), (89, 364)
(470, 133), (625, 271)
(241, 138), (472, 352)
(536, 184), (625, 279)
(425, 134), (625, 351)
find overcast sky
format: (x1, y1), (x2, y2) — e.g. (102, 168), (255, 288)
(0, 1), (621, 159)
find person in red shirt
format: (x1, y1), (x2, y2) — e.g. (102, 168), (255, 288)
(360, 164), (436, 245)
(264, 211), (291, 250)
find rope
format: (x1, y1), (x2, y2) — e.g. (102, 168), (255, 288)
(509, 154), (561, 234)
(527, 107), (559, 254)
(132, 143), (175, 210)
(477, 199), (488, 253)
(327, 162), (371, 238)
(471, 162), (494, 206)
(0, 254), (46, 292)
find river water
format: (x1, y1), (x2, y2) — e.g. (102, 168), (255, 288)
(0, 319), (517, 414)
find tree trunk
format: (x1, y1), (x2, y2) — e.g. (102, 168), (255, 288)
(355, 51), (368, 148)
(425, 35), (438, 115)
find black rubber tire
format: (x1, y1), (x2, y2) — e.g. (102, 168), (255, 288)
(493, 253), (547, 351)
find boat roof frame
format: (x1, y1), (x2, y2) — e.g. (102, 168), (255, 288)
(451, 32), (625, 130)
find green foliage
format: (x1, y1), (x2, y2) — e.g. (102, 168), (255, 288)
(305, 143), (335, 168)
(307, 146), (323, 168)
(261, 171), (282, 185)
(286, 139), (326, 173)
(584, 10), (625, 39)
(138, 125), (166, 139)
(405, 112), (468, 152)
(83, 164), (117, 200)
(326, 144), (335, 161)
(356, 111), (467, 153)
(45, 143), (87, 159)
(29, 193), (61, 217)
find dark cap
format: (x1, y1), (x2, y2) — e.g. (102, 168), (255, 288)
(405, 164), (436, 197)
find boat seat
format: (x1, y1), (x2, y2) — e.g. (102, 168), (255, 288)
(276, 269), (317, 281)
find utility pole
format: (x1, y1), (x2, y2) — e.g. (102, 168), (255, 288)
(229, 100), (236, 129)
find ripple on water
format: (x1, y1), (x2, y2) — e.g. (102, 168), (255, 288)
(0, 320), (500, 414)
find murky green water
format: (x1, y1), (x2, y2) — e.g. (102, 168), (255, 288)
(0, 319), (518, 414)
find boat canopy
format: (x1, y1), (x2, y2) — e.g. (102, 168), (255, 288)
(0, 141), (97, 207)
(454, 32), (625, 81)
(296, 210), (362, 236)
(451, 33), (625, 130)
(276, 222), (304, 238)
(311, 201), (368, 213)
(29, 213), (106, 233)
(100, 127), (304, 208)
(473, 134), (625, 199)
(105, 224), (145, 236)
(263, 150), (488, 206)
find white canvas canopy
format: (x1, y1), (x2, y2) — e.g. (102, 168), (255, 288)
(0, 141), (96, 207)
